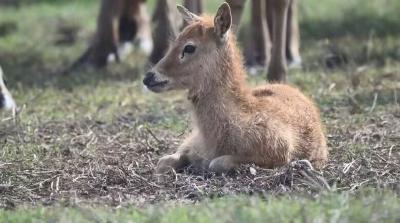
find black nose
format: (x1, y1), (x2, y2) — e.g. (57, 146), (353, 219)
(143, 72), (155, 86)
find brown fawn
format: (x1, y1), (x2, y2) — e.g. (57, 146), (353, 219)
(143, 3), (328, 174)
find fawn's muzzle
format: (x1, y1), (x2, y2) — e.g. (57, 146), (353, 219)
(143, 71), (169, 89)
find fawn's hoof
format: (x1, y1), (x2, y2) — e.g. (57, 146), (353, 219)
(290, 159), (314, 170)
(209, 156), (237, 174)
(155, 154), (181, 174)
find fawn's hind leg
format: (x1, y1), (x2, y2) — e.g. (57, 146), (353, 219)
(209, 155), (254, 173)
(209, 140), (294, 173)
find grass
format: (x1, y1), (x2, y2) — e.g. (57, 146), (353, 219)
(1, 191), (400, 223)
(0, 0), (400, 222)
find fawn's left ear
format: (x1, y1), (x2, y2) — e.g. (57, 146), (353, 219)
(214, 3), (232, 40)
(177, 5), (200, 24)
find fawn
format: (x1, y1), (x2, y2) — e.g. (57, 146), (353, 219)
(143, 3), (328, 174)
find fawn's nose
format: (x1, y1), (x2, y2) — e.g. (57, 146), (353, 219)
(143, 71), (156, 86)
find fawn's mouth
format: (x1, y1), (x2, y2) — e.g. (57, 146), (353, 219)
(146, 80), (168, 88)
(143, 71), (170, 92)
(145, 80), (169, 92)
(146, 81), (168, 87)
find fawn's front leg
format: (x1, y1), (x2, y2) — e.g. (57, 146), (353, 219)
(156, 132), (206, 174)
(156, 153), (188, 174)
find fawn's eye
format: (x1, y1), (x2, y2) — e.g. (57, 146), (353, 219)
(182, 44), (196, 58)
(184, 45), (196, 54)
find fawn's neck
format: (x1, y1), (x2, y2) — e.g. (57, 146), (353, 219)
(189, 42), (255, 136)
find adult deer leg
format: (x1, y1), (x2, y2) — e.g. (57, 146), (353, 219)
(183, 0), (203, 15)
(87, 0), (124, 68)
(267, 0), (290, 82)
(69, 0), (144, 71)
(132, 0), (153, 54)
(149, 0), (180, 65)
(225, 0), (246, 33)
(286, 0), (301, 67)
(114, 0), (152, 60)
(247, 0), (270, 68)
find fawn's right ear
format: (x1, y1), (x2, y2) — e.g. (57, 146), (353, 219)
(214, 3), (232, 40)
(177, 5), (200, 24)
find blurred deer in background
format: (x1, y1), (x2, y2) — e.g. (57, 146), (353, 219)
(143, 3), (327, 173)
(241, 0), (301, 82)
(72, 0), (301, 82)
(71, 0), (152, 69)
(71, 0), (201, 70)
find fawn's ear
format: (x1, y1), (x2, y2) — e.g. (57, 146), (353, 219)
(177, 5), (200, 24)
(214, 3), (232, 40)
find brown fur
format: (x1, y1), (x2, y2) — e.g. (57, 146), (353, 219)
(143, 4), (328, 174)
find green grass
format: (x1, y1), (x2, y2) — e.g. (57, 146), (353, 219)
(0, 0), (399, 222)
(1, 191), (399, 223)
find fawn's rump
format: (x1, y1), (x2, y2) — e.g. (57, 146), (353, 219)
(251, 84), (328, 168)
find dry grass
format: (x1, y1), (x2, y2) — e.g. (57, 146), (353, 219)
(1, 98), (399, 208)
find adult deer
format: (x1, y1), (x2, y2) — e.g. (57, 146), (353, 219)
(239, 0), (301, 82)
(143, 3), (328, 173)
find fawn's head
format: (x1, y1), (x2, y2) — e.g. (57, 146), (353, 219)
(0, 66), (16, 111)
(143, 3), (233, 93)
